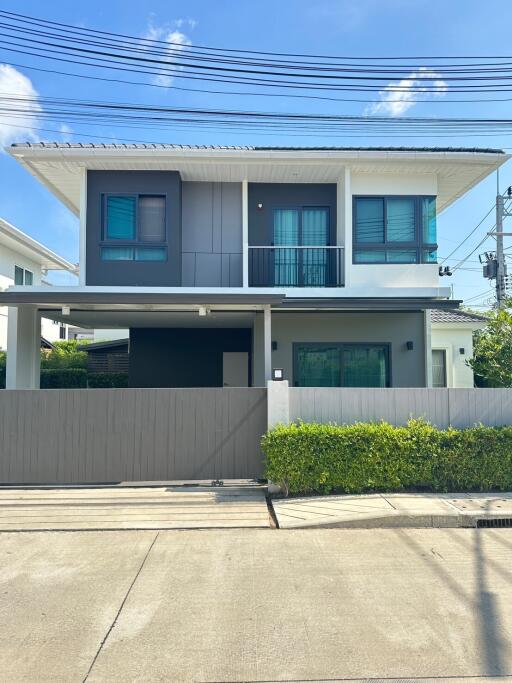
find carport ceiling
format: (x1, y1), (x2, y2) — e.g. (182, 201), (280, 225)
(41, 310), (257, 328)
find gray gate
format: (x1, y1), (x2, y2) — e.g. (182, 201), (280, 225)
(0, 388), (267, 484)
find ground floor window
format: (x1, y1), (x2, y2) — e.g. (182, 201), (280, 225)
(432, 349), (447, 388)
(294, 343), (390, 387)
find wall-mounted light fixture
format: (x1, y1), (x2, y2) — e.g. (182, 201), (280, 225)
(459, 347), (465, 355)
(272, 368), (284, 381)
(257, 202), (263, 210)
(61, 306), (70, 316)
(406, 341), (414, 351)
(198, 306), (211, 317)
(272, 341), (278, 351)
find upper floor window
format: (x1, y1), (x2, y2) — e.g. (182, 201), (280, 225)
(101, 194), (167, 261)
(353, 196), (437, 264)
(14, 265), (33, 285)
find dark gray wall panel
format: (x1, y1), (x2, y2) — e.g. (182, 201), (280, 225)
(248, 183), (337, 245)
(129, 328), (252, 388)
(181, 181), (242, 286)
(86, 170), (182, 286)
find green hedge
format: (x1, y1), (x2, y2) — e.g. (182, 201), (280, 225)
(40, 368), (88, 389)
(87, 372), (129, 388)
(262, 420), (512, 495)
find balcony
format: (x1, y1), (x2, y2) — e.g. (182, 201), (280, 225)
(248, 246), (344, 288)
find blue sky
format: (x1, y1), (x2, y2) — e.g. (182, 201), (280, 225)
(0, 0), (511, 303)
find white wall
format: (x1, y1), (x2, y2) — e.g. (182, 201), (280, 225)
(93, 328), (129, 342)
(431, 325), (476, 388)
(347, 171), (440, 290)
(0, 244), (42, 351)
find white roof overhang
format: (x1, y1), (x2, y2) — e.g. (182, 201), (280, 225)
(0, 217), (77, 272)
(7, 146), (509, 217)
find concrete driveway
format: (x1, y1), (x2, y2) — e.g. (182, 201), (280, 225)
(0, 483), (270, 530)
(1, 528), (512, 682)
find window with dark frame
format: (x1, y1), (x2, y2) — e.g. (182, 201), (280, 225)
(353, 196), (437, 264)
(432, 349), (447, 388)
(294, 342), (390, 388)
(100, 194), (167, 262)
(14, 266), (33, 286)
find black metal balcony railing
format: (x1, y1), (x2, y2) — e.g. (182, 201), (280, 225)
(249, 246), (344, 287)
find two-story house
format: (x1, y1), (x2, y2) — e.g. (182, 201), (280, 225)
(0, 217), (77, 351)
(1, 143), (506, 390)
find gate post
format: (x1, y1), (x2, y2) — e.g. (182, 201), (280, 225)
(267, 380), (290, 429)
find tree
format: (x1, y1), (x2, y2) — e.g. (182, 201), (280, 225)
(468, 305), (512, 387)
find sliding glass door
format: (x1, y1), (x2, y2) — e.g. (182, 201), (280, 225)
(295, 343), (390, 387)
(273, 207), (330, 286)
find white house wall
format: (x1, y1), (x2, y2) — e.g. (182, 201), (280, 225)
(0, 245), (42, 351)
(431, 326), (476, 388)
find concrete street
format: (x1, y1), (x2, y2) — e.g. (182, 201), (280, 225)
(1, 528), (512, 682)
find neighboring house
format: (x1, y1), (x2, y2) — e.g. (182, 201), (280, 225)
(0, 217), (77, 351)
(1, 143), (508, 390)
(79, 338), (129, 374)
(430, 309), (486, 388)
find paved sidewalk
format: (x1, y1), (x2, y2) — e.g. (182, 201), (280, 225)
(0, 484), (271, 530)
(272, 491), (512, 528)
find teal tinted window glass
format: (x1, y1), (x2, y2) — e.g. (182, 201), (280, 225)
(353, 250), (385, 263)
(296, 345), (341, 387)
(422, 197), (437, 244)
(105, 196), (136, 240)
(422, 248), (438, 264)
(302, 208), (329, 286)
(101, 247), (134, 261)
(274, 209), (299, 286)
(14, 265), (24, 285)
(24, 270), (33, 285)
(387, 198), (415, 242)
(386, 250), (417, 263)
(355, 199), (384, 243)
(343, 346), (388, 388)
(135, 247), (166, 261)
(302, 208), (329, 245)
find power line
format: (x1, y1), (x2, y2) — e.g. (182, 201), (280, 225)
(3, 9), (512, 64)
(439, 205), (496, 265)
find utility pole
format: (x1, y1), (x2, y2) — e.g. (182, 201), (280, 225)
(481, 174), (512, 308)
(495, 191), (507, 308)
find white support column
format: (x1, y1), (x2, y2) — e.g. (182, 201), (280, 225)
(424, 309), (433, 388)
(242, 179), (249, 288)
(6, 306), (41, 389)
(263, 305), (272, 382)
(79, 167), (87, 286)
(267, 380), (290, 428)
(342, 166), (352, 287)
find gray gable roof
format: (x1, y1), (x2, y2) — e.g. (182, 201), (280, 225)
(9, 143), (506, 154)
(431, 309), (487, 324)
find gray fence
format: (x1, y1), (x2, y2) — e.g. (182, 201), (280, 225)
(0, 388), (267, 485)
(288, 387), (512, 429)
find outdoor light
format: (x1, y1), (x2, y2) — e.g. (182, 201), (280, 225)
(61, 306), (70, 316)
(406, 341), (414, 351)
(272, 340), (278, 350)
(459, 347), (465, 355)
(198, 306), (208, 317)
(257, 202), (263, 210)
(272, 368), (284, 381)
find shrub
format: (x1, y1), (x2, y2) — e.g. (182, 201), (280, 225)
(40, 368), (87, 389)
(87, 372), (129, 388)
(262, 420), (512, 495)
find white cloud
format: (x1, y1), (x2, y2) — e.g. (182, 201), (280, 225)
(365, 68), (448, 117)
(143, 19), (195, 88)
(0, 64), (41, 146)
(59, 124), (73, 141)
